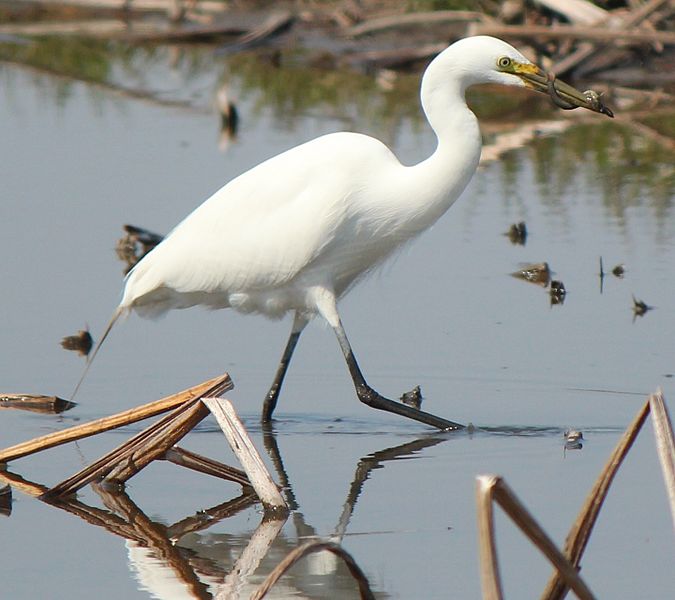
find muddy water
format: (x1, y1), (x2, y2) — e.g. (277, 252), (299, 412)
(1, 49), (674, 599)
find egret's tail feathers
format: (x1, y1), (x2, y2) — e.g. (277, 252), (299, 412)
(71, 307), (125, 400)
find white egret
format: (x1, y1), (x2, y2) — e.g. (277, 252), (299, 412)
(78, 36), (611, 429)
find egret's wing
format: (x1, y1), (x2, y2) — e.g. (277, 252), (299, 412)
(122, 132), (395, 311)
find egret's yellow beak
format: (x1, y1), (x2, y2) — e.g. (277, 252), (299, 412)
(514, 63), (614, 118)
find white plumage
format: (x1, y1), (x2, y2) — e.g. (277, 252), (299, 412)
(78, 36), (609, 428)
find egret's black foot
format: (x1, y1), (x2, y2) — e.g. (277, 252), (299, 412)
(355, 384), (463, 431)
(262, 385), (280, 423)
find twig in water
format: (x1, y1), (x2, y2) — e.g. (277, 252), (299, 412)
(203, 397), (286, 513)
(476, 475), (597, 600)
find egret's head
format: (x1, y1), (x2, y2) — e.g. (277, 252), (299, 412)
(426, 36), (612, 117)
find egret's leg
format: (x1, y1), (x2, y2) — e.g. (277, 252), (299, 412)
(262, 312), (309, 422)
(313, 289), (463, 431)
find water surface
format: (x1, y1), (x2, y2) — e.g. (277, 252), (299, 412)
(1, 47), (674, 598)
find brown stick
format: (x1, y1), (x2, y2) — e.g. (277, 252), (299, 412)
(476, 475), (503, 600)
(476, 475), (597, 600)
(104, 400), (210, 483)
(163, 446), (251, 488)
(0, 394), (75, 414)
(42, 397), (207, 498)
(203, 398), (286, 513)
(0, 374), (232, 464)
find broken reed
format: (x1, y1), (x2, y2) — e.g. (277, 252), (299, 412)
(0, 374), (232, 464)
(476, 390), (674, 600)
(1, 382), (672, 597)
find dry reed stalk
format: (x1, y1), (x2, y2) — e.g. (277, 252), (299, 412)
(0, 374), (232, 464)
(540, 399), (650, 600)
(649, 390), (675, 531)
(104, 399), (209, 482)
(476, 475), (596, 600)
(163, 446), (251, 488)
(476, 475), (503, 600)
(250, 540), (376, 600)
(42, 396), (208, 498)
(202, 398), (286, 512)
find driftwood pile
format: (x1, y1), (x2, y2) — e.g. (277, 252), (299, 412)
(1, 0), (673, 86)
(2, 0), (673, 153)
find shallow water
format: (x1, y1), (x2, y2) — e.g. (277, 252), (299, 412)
(1, 47), (674, 599)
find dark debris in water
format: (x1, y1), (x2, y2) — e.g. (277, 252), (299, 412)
(116, 223), (164, 274)
(632, 294), (653, 319)
(511, 261), (550, 287)
(549, 280), (566, 306)
(60, 327), (93, 357)
(612, 264), (625, 278)
(505, 221), (527, 245)
(0, 393), (76, 414)
(399, 385), (422, 410)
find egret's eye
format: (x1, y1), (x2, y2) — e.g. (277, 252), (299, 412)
(497, 56), (512, 69)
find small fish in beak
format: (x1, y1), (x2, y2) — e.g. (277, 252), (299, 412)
(546, 72), (614, 117)
(513, 62), (614, 117)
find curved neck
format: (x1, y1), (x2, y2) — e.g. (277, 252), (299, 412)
(408, 77), (482, 220)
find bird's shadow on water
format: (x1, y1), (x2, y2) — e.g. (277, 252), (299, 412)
(0, 413), (627, 599)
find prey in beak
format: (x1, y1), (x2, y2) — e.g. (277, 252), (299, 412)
(503, 59), (614, 118)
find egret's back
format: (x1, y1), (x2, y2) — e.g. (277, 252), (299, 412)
(121, 131), (406, 319)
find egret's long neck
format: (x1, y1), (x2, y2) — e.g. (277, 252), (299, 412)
(403, 70), (482, 226)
